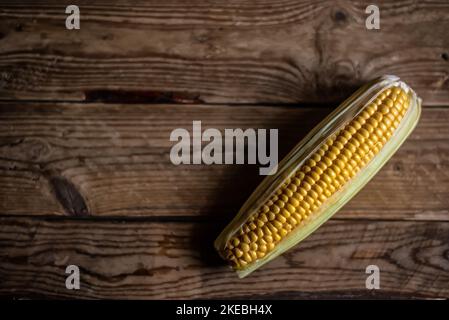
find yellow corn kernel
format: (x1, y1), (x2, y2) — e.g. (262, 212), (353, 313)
(220, 85), (413, 272)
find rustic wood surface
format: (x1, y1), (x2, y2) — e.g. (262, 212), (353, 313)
(0, 0), (448, 299)
(0, 104), (448, 220)
(1, 217), (448, 299)
(0, 0), (448, 104)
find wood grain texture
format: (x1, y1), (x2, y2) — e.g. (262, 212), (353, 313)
(0, 217), (447, 299)
(1, 0), (447, 301)
(0, 103), (448, 220)
(0, 0), (448, 104)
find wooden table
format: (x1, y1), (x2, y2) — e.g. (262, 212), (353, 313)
(0, 1), (448, 299)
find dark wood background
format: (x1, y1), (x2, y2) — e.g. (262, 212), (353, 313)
(0, 0), (448, 299)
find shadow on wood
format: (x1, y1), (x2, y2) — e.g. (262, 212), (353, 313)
(188, 107), (331, 270)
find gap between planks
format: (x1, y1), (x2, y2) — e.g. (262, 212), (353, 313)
(1, 99), (449, 109)
(0, 214), (448, 224)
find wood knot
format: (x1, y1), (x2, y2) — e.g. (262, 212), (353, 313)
(334, 10), (347, 22)
(393, 162), (404, 173)
(101, 34), (114, 41)
(49, 176), (90, 216)
(332, 9), (348, 25)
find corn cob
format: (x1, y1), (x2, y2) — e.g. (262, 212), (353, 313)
(215, 76), (421, 277)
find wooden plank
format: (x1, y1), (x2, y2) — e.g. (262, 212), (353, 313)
(0, 217), (447, 299)
(0, 1), (448, 104)
(1, 103), (448, 220)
